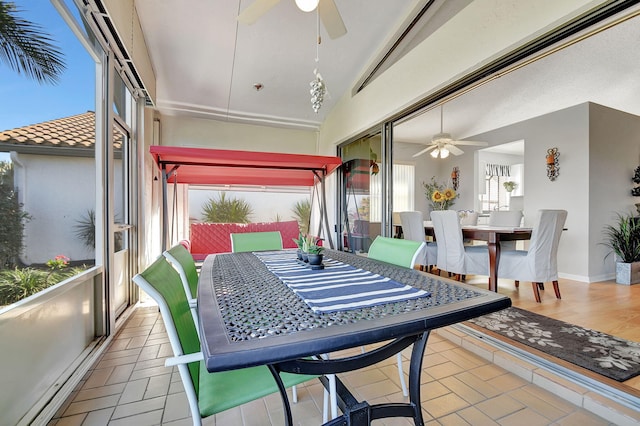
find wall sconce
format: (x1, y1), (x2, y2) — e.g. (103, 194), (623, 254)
(546, 147), (559, 181)
(451, 166), (459, 190)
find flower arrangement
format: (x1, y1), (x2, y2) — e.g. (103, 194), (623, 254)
(423, 176), (458, 210)
(503, 181), (517, 192)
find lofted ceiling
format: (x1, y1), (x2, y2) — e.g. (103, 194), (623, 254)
(133, 0), (640, 149)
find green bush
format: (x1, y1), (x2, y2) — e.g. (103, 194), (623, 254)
(291, 199), (311, 234)
(201, 193), (253, 223)
(0, 265), (89, 306)
(0, 162), (30, 268)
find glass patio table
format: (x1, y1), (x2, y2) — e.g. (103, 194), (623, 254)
(197, 249), (511, 426)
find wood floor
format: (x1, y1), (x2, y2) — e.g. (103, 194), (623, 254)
(458, 274), (640, 393)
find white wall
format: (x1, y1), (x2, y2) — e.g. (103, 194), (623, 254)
(12, 153), (122, 264)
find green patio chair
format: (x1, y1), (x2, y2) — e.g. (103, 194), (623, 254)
(230, 231), (283, 253)
(163, 243), (200, 331)
(367, 235), (426, 397)
(132, 256), (318, 426)
(368, 236), (426, 269)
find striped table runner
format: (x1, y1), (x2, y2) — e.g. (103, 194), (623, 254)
(254, 251), (430, 314)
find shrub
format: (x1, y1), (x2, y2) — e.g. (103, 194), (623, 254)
(201, 193), (253, 223)
(0, 162), (30, 268)
(291, 199), (311, 234)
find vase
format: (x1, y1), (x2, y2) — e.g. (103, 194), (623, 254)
(301, 252), (309, 263)
(616, 261), (640, 285)
(307, 253), (323, 265)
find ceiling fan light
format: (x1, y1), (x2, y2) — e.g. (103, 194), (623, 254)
(295, 0), (320, 12)
(440, 147), (450, 158)
(430, 148), (439, 158)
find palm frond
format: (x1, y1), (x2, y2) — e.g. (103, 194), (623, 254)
(0, 1), (66, 84)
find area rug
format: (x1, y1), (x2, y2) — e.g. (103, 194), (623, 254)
(467, 307), (640, 382)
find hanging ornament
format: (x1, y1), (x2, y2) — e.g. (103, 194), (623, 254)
(310, 69), (326, 113)
(308, 8), (327, 113)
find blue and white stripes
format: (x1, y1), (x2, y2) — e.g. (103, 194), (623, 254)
(254, 251), (430, 314)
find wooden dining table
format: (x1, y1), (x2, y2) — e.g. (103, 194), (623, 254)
(197, 249), (511, 425)
(423, 223), (533, 292)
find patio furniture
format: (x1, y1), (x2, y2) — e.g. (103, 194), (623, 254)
(132, 256), (318, 426)
(230, 231), (283, 253)
(367, 235), (426, 397)
(197, 249), (510, 425)
(431, 210), (489, 281)
(497, 209), (568, 302)
(163, 243), (200, 329)
(399, 211), (437, 271)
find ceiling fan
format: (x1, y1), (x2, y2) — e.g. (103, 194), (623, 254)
(412, 105), (488, 158)
(237, 0), (347, 39)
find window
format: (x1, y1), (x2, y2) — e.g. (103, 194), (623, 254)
(369, 163), (415, 222)
(480, 163), (511, 212)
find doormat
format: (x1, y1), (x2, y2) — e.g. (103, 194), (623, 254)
(467, 307), (640, 382)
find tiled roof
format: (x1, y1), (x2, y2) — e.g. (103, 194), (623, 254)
(0, 111), (122, 151)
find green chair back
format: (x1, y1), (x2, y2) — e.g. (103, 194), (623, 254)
(132, 256), (318, 421)
(164, 244), (199, 300)
(368, 236), (425, 269)
(134, 257), (201, 391)
(230, 231), (283, 253)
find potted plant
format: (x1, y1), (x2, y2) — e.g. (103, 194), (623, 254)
(292, 232), (304, 260)
(307, 242), (325, 266)
(602, 212), (640, 284)
(503, 181), (517, 193)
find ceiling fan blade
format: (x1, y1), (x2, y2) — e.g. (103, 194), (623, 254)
(319, 0), (347, 39)
(237, 0), (281, 25)
(446, 144), (465, 156)
(412, 145), (437, 157)
(453, 140), (488, 146)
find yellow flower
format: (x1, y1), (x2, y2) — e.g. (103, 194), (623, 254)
(443, 188), (456, 200)
(431, 191), (444, 203)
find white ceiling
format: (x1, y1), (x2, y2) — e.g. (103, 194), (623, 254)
(134, 0), (640, 148)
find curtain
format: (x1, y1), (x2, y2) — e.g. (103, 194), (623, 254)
(485, 163), (511, 177)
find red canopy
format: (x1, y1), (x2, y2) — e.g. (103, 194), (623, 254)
(150, 145), (342, 186)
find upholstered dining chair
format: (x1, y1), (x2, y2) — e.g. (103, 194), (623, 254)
(399, 211), (437, 271)
(431, 210), (489, 280)
(489, 210), (524, 250)
(459, 211), (479, 226)
(368, 235), (426, 397)
(230, 231), (283, 253)
(132, 256), (320, 426)
(497, 209), (567, 302)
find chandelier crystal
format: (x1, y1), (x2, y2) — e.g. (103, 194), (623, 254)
(310, 70), (326, 113)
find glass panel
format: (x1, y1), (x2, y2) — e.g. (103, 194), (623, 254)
(0, 1), (96, 306)
(112, 124), (130, 315)
(340, 134), (382, 253)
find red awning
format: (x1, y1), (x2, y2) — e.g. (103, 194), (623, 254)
(150, 145), (342, 186)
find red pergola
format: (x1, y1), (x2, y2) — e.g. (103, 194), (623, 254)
(150, 145), (343, 248)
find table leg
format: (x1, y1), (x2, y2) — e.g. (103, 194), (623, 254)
(487, 239), (500, 292)
(268, 364), (293, 426)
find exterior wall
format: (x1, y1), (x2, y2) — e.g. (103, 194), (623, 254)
(12, 153), (122, 264)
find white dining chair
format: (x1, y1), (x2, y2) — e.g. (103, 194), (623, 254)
(399, 211), (437, 272)
(489, 210), (524, 250)
(459, 211), (479, 226)
(431, 210), (489, 280)
(497, 209), (567, 302)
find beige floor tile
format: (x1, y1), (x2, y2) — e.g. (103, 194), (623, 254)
(452, 371), (502, 398)
(72, 382), (126, 402)
(474, 394), (526, 420)
(456, 406), (499, 425)
(119, 378), (149, 404)
(468, 363), (507, 381)
(439, 375), (488, 405)
(552, 410), (610, 425)
(105, 363), (135, 385)
(437, 412), (472, 425)
(425, 360), (467, 380)
(63, 394), (121, 417)
(83, 367), (115, 389)
(110, 396), (165, 420)
(108, 409), (163, 425)
(497, 407), (551, 426)
(51, 413), (86, 426)
(144, 373), (172, 399)
(486, 370), (528, 392)
(82, 407), (115, 426)
(422, 392), (470, 419)
(420, 379), (451, 401)
(163, 391), (191, 422)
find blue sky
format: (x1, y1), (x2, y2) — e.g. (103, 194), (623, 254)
(0, 0), (95, 161)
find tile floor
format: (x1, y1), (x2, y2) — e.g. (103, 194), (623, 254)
(47, 301), (638, 426)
